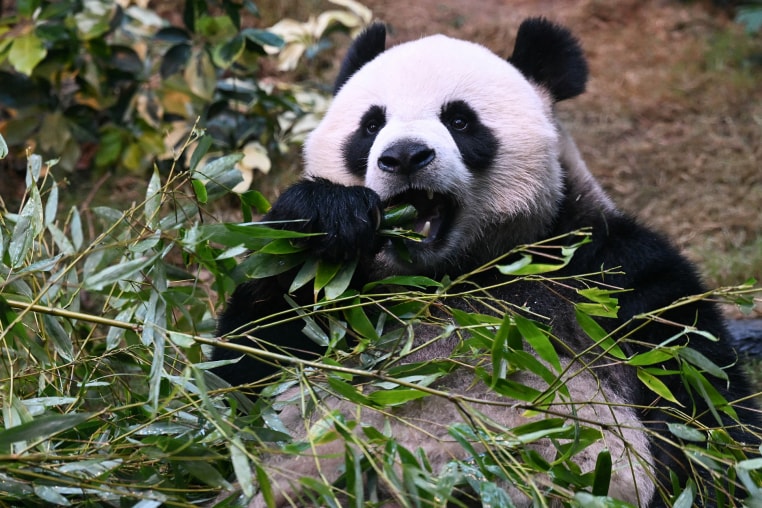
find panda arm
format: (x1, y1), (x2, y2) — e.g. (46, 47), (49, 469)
(211, 276), (323, 388)
(265, 177), (383, 262)
(211, 178), (382, 388)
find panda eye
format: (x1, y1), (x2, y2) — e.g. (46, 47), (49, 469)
(365, 119), (382, 135)
(359, 105), (386, 137)
(449, 116), (469, 131)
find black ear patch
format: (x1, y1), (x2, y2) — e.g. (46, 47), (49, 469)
(508, 17), (588, 102)
(333, 23), (387, 95)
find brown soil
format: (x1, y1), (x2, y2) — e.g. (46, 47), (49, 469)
(356, 0), (762, 301)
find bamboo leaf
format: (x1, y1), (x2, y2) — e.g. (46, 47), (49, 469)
(0, 413), (93, 447)
(42, 314), (73, 361)
(314, 259), (342, 294)
(637, 368), (680, 404)
(145, 168), (162, 228)
(229, 438), (254, 497)
(514, 314), (561, 373)
(343, 298), (379, 341)
(575, 309), (625, 359)
(667, 423), (706, 442)
(83, 254), (159, 291)
(69, 207), (83, 250)
(678, 347), (728, 381)
(591, 449), (612, 496)
(368, 388), (428, 407)
(324, 258), (357, 300)
(290, 256), (318, 293)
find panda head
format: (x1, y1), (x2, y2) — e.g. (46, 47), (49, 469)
(303, 18), (589, 275)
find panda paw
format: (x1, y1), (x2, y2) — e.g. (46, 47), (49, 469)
(265, 178), (382, 262)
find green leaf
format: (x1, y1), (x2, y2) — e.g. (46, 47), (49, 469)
(9, 31), (47, 76)
(591, 449), (612, 496)
(191, 178), (207, 204)
(678, 347), (728, 381)
(69, 206), (83, 250)
(314, 259), (342, 294)
(259, 238), (305, 255)
(327, 377), (375, 407)
(575, 309), (625, 359)
(237, 251), (306, 279)
(344, 299), (379, 341)
(324, 259), (357, 300)
(145, 167), (162, 228)
(224, 222), (315, 240)
(0, 296), (31, 344)
(185, 47), (217, 101)
(0, 133), (8, 159)
(637, 368), (680, 404)
(255, 464), (276, 507)
(191, 153), (243, 182)
(290, 257), (319, 293)
(241, 27), (284, 48)
(576, 288), (620, 318)
(73, 0), (114, 40)
(44, 180), (59, 226)
(671, 480), (696, 508)
(212, 34), (245, 68)
(626, 348), (674, 366)
(196, 15), (237, 42)
(363, 275), (441, 291)
(43, 314), (73, 361)
(514, 314), (561, 373)
(667, 423), (706, 442)
(83, 253), (160, 291)
(368, 388), (428, 407)
(9, 185), (43, 268)
(0, 413), (93, 447)
(229, 437), (254, 497)
(189, 134), (213, 171)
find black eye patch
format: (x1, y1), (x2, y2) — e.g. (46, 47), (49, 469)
(440, 100), (499, 172)
(342, 105), (387, 177)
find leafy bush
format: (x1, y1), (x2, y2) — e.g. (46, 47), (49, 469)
(1, 130), (761, 506)
(0, 0), (369, 178)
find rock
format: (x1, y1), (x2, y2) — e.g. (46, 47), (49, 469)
(726, 319), (762, 357)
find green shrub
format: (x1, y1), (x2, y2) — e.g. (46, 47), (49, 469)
(0, 0), (368, 178)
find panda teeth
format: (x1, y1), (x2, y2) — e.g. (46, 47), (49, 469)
(427, 189), (434, 200)
(420, 220), (431, 238)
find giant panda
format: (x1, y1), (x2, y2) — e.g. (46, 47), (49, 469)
(212, 18), (758, 507)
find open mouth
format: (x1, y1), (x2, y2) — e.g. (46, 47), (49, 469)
(383, 189), (456, 244)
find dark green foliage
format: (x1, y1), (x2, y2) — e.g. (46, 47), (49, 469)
(0, 0), (297, 175)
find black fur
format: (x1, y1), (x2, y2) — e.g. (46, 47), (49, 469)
(213, 178), (381, 388)
(509, 17), (588, 102)
(333, 23), (387, 95)
(440, 100), (499, 172)
(342, 105), (386, 177)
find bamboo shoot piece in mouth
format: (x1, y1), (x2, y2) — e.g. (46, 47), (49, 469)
(379, 204), (425, 242)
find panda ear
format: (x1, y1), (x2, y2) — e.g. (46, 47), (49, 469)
(333, 23), (387, 95)
(508, 17), (589, 102)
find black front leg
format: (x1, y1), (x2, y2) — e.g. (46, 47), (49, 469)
(265, 178), (382, 262)
(211, 178), (382, 390)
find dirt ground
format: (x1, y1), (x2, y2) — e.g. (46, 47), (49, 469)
(351, 0), (762, 300)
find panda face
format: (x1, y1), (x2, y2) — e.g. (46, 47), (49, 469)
(303, 35), (565, 274)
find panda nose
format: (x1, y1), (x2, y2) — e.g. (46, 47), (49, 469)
(378, 141), (435, 174)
